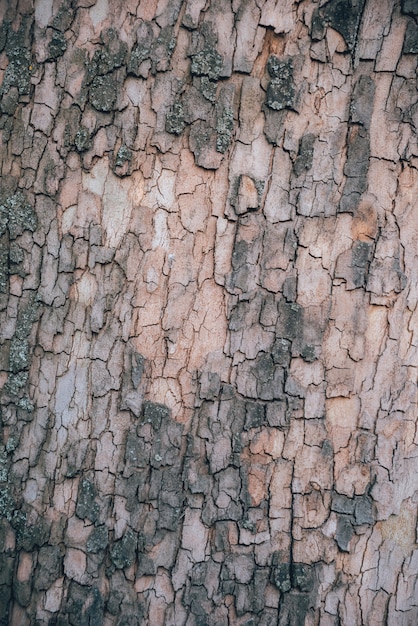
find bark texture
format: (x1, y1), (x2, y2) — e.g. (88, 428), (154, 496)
(1, 0), (418, 624)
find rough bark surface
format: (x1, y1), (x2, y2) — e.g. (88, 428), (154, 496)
(0, 0), (417, 624)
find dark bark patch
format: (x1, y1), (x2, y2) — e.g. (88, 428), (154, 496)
(278, 591), (311, 626)
(35, 546), (63, 591)
(312, 0), (367, 52)
(401, 0), (418, 18)
(332, 492), (355, 514)
(291, 562), (315, 592)
(110, 528), (138, 569)
(339, 126), (370, 213)
(244, 402), (266, 430)
(276, 300), (304, 341)
(336, 514), (354, 551)
(403, 19), (418, 54)
(350, 75), (375, 130)
(352, 240), (373, 287)
(65, 583), (105, 626)
(189, 121), (223, 169)
(293, 133), (316, 176)
(354, 496), (374, 525)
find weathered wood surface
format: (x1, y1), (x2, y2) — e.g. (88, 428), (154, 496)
(0, 0), (417, 624)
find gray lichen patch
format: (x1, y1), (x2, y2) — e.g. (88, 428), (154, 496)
(131, 352), (145, 388)
(265, 57), (296, 111)
(1, 51), (32, 98)
(4, 371), (29, 397)
(113, 145), (133, 177)
(128, 24), (175, 77)
(0, 243), (9, 293)
(9, 243), (24, 269)
(83, 32), (128, 114)
(8, 297), (40, 382)
(76, 478), (100, 523)
(141, 400), (171, 429)
(216, 106), (234, 153)
(300, 344), (317, 363)
(335, 515), (354, 551)
(0, 21), (7, 52)
(35, 546), (63, 591)
(16, 396), (34, 412)
(89, 75), (118, 112)
(0, 444), (12, 484)
(74, 126), (91, 152)
(165, 101), (186, 135)
(339, 75), (375, 213)
(127, 19), (154, 76)
(0, 192), (37, 239)
(271, 556), (291, 592)
(151, 26), (176, 73)
(351, 240), (374, 288)
(0, 483), (16, 522)
(199, 76), (217, 102)
(0, 21), (33, 99)
(1, 86), (19, 116)
(115, 145), (132, 167)
(48, 30), (67, 60)
(9, 335), (31, 375)
(13, 510), (49, 551)
(87, 525), (109, 553)
(291, 563), (316, 592)
(52, 0), (75, 32)
(128, 43), (151, 77)
(191, 47), (223, 80)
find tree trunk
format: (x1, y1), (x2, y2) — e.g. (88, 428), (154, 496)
(1, 0), (417, 624)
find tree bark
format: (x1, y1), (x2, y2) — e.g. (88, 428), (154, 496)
(1, 0), (417, 624)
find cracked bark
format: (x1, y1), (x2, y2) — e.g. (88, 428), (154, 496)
(0, 0), (417, 624)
